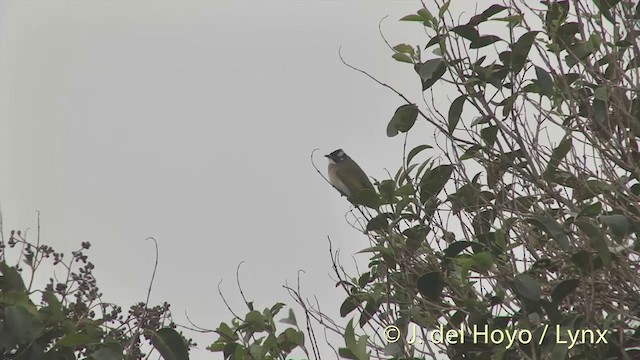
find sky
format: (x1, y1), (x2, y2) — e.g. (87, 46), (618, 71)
(0, 1), (469, 358)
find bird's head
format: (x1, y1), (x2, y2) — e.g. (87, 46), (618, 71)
(324, 149), (348, 164)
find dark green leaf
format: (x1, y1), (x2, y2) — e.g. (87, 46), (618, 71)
(416, 272), (445, 300)
(460, 145), (482, 160)
(535, 66), (554, 97)
(419, 164), (454, 203)
(340, 296), (361, 317)
(470, 35), (501, 49)
(600, 214), (632, 238)
(527, 215), (570, 250)
(5, 305), (44, 344)
(393, 44), (414, 54)
(551, 279), (580, 304)
(419, 58), (445, 80)
(451, 25), (480, 42)
(351, 189), (380, 209)
(444, 241), (485, 258)
(387, 104), (419, 137)
(448, 95), (467, 134)
(426, 35), (443, 48)
(575, 219), (611, 265)
(481, 126), (499, 145)
(366, 214), (390, 232)
(544, 136), (572, 179)
(514, 273), (541, 301)
(511, 31), (539, 74)
(392, 53), (413, 64)
(407, 144), (433, 165)
(416, 61), (446, 90)
(578, 202), (602, 217)
(400, 14), (425, 22)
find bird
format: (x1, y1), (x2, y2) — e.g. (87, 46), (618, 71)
(324, 149), (375, 198)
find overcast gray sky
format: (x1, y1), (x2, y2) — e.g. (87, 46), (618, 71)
(0, 1), (469, 358)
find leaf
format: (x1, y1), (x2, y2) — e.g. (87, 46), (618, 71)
(448, 95), (467, 134)
(578, 202), (602, 217)
(407, 144), (432, 165)
(544, 136), (572, 179)
(460, 145), (482, 160)
(527, 215), (570, 251)
(511, 31), (539, 74)
(575, 219), (611, 265)
(594, 85), (610, 101)
(419, 58), (445, 80)
(481, 126), (499, 145)
(392, 53), (413, 64)
(419, 164), (454, 203)
(400, 14), (425, 22)
(366, 213), (389, 232)
(514, 273), (541, 301)
(439, 0), (451, 18)
(444, 241), (485, 258)
(593, 0), (622, 23)
(393, 44), (414, 54)
(600, 214), (632, 238)
(451, 25), (480, 42)
(280, 308), (298, 326)
(416, 60), (446, 90)
(416, 272), (445, 300)
(470, 35), (501, 49)
(551, 279), (580, 304)
(351, 189), (381, 209)
(4, 305), (44, 344)
(425, 35), (443, 48)
(387, 104), (419, 137)
(340, 296), (362, 317)
(535, 66), (554, 97)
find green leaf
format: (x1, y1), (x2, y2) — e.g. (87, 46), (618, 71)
(393, 43), (415, 54)
(544, 136), (572, 179)
(511, 31), (539, 74)
(419, 164), (454, 203)
(387, 104), (419, 137)
(594, 85), (610, 101)
(351, 189), (381, 209)
(600, 214), (632, 238)
(460, 145), (482, 160)
(535, 66), (554, 97)
(419, 58), (445, 81)
(470, 35), (501, 49)
(527, 215), (570, 251)
(5, 305), (44, 344)
(280, 308), (298, 326)
(448, 95), (466, 134)
(407, 144), (433, 165)
(340, 296), (361, 317)
(514, 274), (541, 301)
(578, 202), (602, 217)
(575, 219), (611, 265)
(416, 60), (446, 90)
(416, 272), (445, 300)
(438, 0), (451, 18)
(551, 279), (580, 304)
(150, 328), (190, 360)
(392, 53), (413, 64)
(366, 213), (390, 232)
(481, 126), (499, 145)
(451, 25), (480, 42)
(400, 14), (425, 22)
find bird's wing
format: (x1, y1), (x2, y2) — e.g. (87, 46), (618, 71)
(336, 163), (375, 193)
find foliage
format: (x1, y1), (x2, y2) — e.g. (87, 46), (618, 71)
(0, 225), (193, 359)
(217, 0), (640, 359)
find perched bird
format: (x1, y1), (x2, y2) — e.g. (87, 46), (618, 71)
(325, 149), (375, 198)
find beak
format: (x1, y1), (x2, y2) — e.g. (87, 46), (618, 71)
(324, 154), (330, 158)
